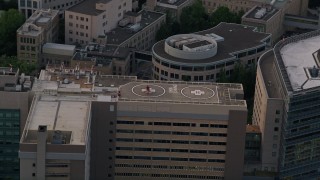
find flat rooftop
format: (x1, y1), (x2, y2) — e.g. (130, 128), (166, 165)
(259, 50), (281, 98)
(105, 10), (165, 46)
(118, 81), (245, 106)
(94, 76), (246, 106)
(280, 33), (320, 91)
(22, 95), (91, 145)
(67, 0), (105, 15)
(244, 6), (279, 21)
(35, 68), (246, 106)
(17, 9), (59, 36)
(153, 22), (270, 64)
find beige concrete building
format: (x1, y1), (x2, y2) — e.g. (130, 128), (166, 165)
(65, 0), (132, 45)
(241, 0), (309, 42)
(17, 9), (59, 63)
(112, 81), (247, 180)
(242, 6), (282, 43)
(252, 50), (283, 173)
(146, 0), (195, 20)
(152, 22), (271, 82)
(19, 96), (91, 180)
(22, 64), (247, 179)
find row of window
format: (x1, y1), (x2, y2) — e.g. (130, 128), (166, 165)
(68, 23), (89, 30)
(68, 38), (88, 44)
(0, 131), (19, 136)
(117, 129), (227, 137)
(69, 15), (88, 22)
(20, 45), (36, 52)
(69, 30), (89, 37)
(116, 173), (224, 179)
(117, 120), (228, 128)
(155, 67), (234, 81)
(116, 138), (227, 146)
(115, 172), (223, 179)
(20, 37), (36, 44)
(116, 155), (225, 163)
(116, 146), (226, 154)
(154, 57), (234, 72)
(0, 139), (19, 145)
(115, 163), (224, 172)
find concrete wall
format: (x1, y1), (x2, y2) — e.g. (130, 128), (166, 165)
(90, 101), (117, 180)
(65, 0), (132, 45)
(225, 110), (247, 180)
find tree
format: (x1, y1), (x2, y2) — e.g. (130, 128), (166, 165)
(0, 9), (25, 56)
(0, 0), (18, 10)
(217, 68), (229, 83)
(179, 0), (210, 33)
(155, 24), (172, 41)
(0, 56), (37, 75)
(210, 6), (244, 26)
(211, 62), (257, 123)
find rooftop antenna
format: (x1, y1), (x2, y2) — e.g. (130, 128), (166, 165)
(9, 64), (13, 72)
(60, 62), (64, 72)
(90, 65), (94, 75)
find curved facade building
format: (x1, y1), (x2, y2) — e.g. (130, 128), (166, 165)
(152, 22), (271, 82)
(253, 30), (320, 178)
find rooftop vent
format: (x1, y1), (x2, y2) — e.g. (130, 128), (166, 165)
(38, 125), (47, 132)
(254, 8), (266, 19)
(52, 130), (66, 144)
(311, 66), (319, 78)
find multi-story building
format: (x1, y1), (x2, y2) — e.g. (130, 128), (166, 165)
(17, 9), (59, 63)
(146, 0), (195, 21)
(241, 0), (309, 42)
(242, 6), (282, 43)
(0, 67), (33, 180)
(253, 30), (320, 178)
(19, 96), (91, 180)
(201, 0), (308, 41)
(152, 22), (271, 82)
(65, 1), (166, 51)
(65, 0), (132, 45)
(21, 65), (248, 179)
(18, 0), (84, 18)
(104, 10), (166, 50)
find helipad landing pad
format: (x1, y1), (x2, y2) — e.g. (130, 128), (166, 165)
(119, 82), (220, 103)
